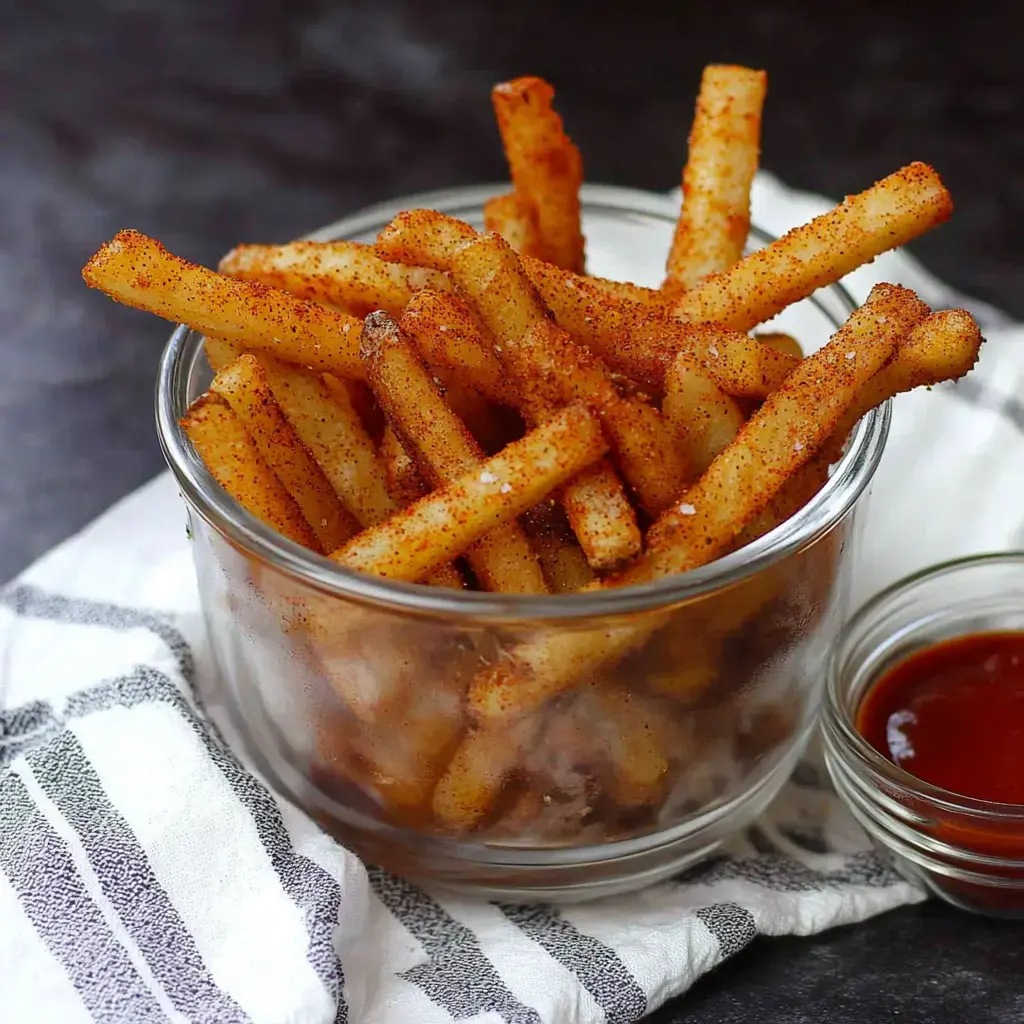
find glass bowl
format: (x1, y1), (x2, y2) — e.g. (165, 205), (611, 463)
(156, 183), (885, 902)
(822, 553), (1024, 918)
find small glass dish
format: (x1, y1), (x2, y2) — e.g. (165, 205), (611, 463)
(822, 553), (1024, 918)
(157, 183), (884, 902)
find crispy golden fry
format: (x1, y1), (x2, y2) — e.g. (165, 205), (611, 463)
(210, 355), (360, 551)
(348, 677), (466, 817)
(332, 402), (607, 582)
(432, 717), (540, 831)
(521, 503), (596, 594)
(492, 76), (584, 272)
(662, 351), (747, 475)
(666, 65), (766, 293)
(483, 192), (546, 259)
(593, 686), (670, 807)
(400, 290), (520, 408)
(203, 335), (241, 372)
(82, 230), (366, 379)
(376, 209), (663, 308)
(524, 261), (797, 395)
(181, 394), (320, 549)
(736, 307), (983, 546)
(260, 355), (396, 529)
(672, 163), (953, 331)
(450, 233), (691, 514)
(641, 626), (722, 705)
(755, 332), (803, 360)
(361, 311), (549, 595)
(218, 240), (453, 318)
(380, 424), (427, 505)
(468, 284), (930, 723)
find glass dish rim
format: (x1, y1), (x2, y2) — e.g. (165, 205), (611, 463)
(825, 550), (1024, 821)
(155, 181), (888, 623)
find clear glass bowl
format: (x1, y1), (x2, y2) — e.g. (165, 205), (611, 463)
(822, 553), (1024, 918)
(156, 183), (886, 901)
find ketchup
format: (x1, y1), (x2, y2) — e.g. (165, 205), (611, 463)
(856, 632), (1024, 804)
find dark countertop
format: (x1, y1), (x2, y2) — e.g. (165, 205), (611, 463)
(3, 2), (1022, 1020)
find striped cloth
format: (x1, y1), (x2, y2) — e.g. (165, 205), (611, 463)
(3, 176), (1022, 1024)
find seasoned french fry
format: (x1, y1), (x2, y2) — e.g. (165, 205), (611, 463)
(736, 307), (983, 546)
(82, 230), (366, 378)
(526, 262), (798, 395)
(665, 65), (767, 293)
(662, 351), (747, 475)
(332, 402), (607, 582)
(400, 290), (519, 408)
(468, 284), (931, 723)
(203, 335), (241, 372)
(450, 233), (691, 514)
(376, 208), (663, 308)
(218, 240), (452, 317)
(210, 355), (360, 551)
(380, 424), (427, 506)
(376, 209), (795, 397)
(492, 76), (584, 272)
(593, 686), (670, 807)
(521, 503), (595, 594)
(432, 716), (540, 831)
(361, 311), (549, 595)
(181, 395), (319, 549)
(483, 192), (545, 259)
(755, 332), (803, 361)
(256, 354), (396, 529)
(672, 163), (953, 331)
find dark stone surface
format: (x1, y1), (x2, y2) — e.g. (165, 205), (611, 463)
(3, 1), (1021, 1019)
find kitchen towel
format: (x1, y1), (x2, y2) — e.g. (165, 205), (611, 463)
(2, 173), (1022, 1024)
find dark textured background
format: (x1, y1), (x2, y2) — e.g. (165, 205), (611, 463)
(3, 1), (1022, 1020)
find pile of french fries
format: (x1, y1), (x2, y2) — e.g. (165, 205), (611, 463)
(83, 67), (983, 844)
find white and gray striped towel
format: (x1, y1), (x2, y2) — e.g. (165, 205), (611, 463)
(3, 175), (1023, 1024)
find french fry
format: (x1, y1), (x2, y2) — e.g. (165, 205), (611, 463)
(361, 311), (549, 595)
(400, 290), (519, 408)
(255, 355), (396, 529)
(203, 335), (241, 372)
(432, 717), (539, 831)
(665, 65), (767, 293)
(672, 163), (953, 331)
(662, 351), (747, 475)
(218, 239), (453, 317)
(380, 425), (428, 505)
(492, 76), (585, 272)
(332, 402), (607, 582)
(483, 192), (545, 259)
(376, 208), (662, 308)
(450, 233), (691, 514)
(181, 394), (319, 550)
(736, 307), (983, 546)
(593, 686), (670, 807)
(375, 210), (795, 397)
(526, 262), (799, 395)
(468, 284), (931, 723)
(521, 503), (596, 594)
(755, 332), (803, 361)
(82, 230), (366, 379)
(210, 355), (360, 552)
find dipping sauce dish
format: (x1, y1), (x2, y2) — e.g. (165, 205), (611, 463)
(823, 553), (1024, 917)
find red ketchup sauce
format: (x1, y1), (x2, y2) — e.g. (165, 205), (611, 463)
(855, 632), (1024, 911)
(857, 632), (1024, 803)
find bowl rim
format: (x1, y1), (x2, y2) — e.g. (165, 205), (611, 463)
(156, 182), (888, 622)
(824, 551), (1024, 821)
